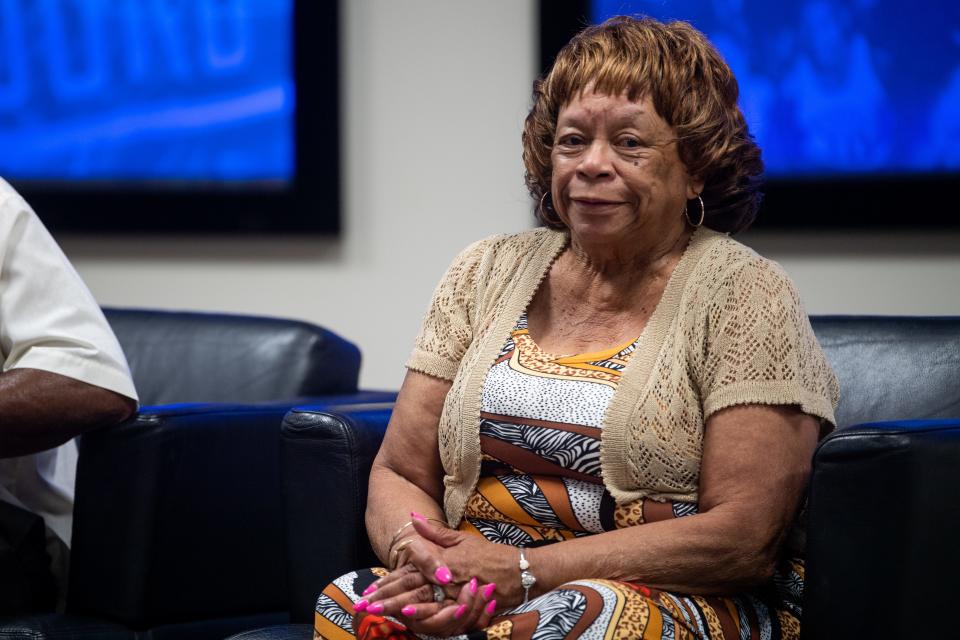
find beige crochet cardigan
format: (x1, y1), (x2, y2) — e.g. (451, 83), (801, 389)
(407, 226), (840, 526)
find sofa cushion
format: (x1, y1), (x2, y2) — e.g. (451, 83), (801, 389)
(811, 316), (960, 427)
(103, 308), (361, 406)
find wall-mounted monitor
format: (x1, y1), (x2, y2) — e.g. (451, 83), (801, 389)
(541, 0), (960, 228)
(0, 0), (337, 233)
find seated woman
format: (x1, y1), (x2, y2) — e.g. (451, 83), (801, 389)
(315, 15), (839, 640)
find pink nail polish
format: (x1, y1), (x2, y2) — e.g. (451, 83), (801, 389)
(401, 605), (417, 617)
(367, 602), (384, 615)
(468, 577), (478, 595)
(354, 599), (369, 612)
(410, 511), (426, 521)
(362, 583), (378, 596)
(485, 599), (497, 615)
(481, 582), (496, 600)
(455, 604), (467, 619)
(435, 566), (452, 584)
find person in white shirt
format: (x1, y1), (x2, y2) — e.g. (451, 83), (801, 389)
(0, 177), (138, 612)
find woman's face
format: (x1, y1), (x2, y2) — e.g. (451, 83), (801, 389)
(550, 89), (702, 249)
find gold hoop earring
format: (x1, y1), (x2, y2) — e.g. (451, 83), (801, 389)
(684, 195), (705, 227)
(538, 192), (563, 226)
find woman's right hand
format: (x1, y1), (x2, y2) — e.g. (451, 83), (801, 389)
(358, 564), (495, 636)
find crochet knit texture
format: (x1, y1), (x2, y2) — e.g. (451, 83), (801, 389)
(407, 227), (840, 524)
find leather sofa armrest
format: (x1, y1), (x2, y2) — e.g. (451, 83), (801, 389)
(68, 392), (396, 629)
(69, 405), (294, 627)
(280, 404), (393, 623)
(803, 418), (960, 640)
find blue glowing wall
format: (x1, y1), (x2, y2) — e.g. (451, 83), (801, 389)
(0, 0), (293, 182)
(593, 0), (960, 177)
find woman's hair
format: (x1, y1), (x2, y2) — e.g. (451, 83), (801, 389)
(522, 16), (764, 233)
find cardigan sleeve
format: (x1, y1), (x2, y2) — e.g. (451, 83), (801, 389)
(697, 256), (840, 428)
(405, 237), (497, 381)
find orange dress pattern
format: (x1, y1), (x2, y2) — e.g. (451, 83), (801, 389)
(314, 314), (804, 640)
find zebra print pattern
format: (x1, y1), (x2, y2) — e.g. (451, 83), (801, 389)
(496, 473), (570, 529)
(584, 340), (639, 371)
(467, 516), (536, 547)
(772, 560), (804, 618)
(672, 501), (699, 518)
(480, 417), (601, 476)
(526, 588), (588, 640)
(497, 333), (517, 358)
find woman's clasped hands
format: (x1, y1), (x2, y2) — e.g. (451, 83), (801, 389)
(355, 512), (517, 636)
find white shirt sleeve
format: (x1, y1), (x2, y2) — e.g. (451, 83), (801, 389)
(0, 178), (137, 401)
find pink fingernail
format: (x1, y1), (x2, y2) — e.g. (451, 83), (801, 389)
(354, 599), (369, 612)
(411, 511), (426, 521)
(455, 604), (467, 619)
(485, 599), (497, 615)
(435, 566), (452, 584)
(469, 577), (478, 595)
(367, 602), (384, 615)
(362, 584), (378, 596)
(401, 605), (416, 617)
(481, 582), (496, 600)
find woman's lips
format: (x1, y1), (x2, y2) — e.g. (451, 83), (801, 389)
(571, 198), (624, 208)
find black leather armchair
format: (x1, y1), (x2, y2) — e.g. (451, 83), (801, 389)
(0, 308), (395, 640)
(242, 316), (960, 640)
(803, 317), (960, 639)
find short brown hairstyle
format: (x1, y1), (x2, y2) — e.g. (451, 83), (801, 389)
(522, 16), (763, 233)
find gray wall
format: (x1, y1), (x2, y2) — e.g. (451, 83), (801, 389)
(58, 1), (960, 389)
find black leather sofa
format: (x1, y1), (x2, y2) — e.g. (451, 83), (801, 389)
(0, 308), (396, 640)
(232, 315), (960, 640)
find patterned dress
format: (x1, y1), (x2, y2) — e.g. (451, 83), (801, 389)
(315, 314), (804, 640)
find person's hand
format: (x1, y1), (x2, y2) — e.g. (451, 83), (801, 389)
(405, 514), (525, 608)
(357, 564), (496, 636)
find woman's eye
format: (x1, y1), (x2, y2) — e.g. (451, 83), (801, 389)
(558, 135), (585, 146)
(619, 137), (643, 148)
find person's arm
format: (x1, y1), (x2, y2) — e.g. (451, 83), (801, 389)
(366, 370), (450, 564)
(0, 182), (139, 459)
(524, 404), (818, 596)
(372, 402), (819, 613)
(0, 368), (136, 458)
(364, 370), (505, 636)
(366, 237), (494, 563)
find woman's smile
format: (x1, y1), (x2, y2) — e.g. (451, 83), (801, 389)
(549, 90), (702, 251)
(569, 197), (627, 210)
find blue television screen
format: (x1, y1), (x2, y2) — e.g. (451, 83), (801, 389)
(0, 0), (294, 184)
(593, 0), (960, 178)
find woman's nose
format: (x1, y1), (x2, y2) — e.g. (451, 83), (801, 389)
(577, 141), (614, 179)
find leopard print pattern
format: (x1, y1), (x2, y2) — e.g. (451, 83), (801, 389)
(530, 525), (569, 543)
(609, 583), (653, 640)
(463, 489), (508, 522)
(691, 596), (725, 638)
(777, 609), (801, 640)
(512, 333), (624, 384)
(654, 594), (700, 639)
(484, 619), (514, 640)
(613, 499), (645, 528)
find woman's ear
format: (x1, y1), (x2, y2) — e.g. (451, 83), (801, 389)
(686, 176), (705, 200)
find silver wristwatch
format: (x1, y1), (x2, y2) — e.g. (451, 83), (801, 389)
(519, 546), (536, 603)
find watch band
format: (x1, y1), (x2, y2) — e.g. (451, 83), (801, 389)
(519, 546), (536, 604)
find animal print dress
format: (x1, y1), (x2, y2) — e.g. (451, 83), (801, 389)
(314, 314), (804, 640)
